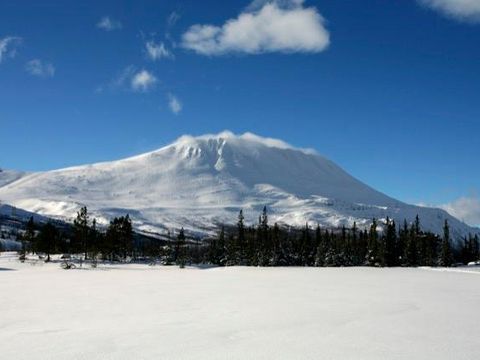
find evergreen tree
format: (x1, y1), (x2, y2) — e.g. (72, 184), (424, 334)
(37, 222), (58, 262)
(439, 220), (453, 267)
(300, 223), (313, 265)
(225, 233), (237, 266)
(73, 206), (90, 259)
(314, 224), (325, 266)
(397, 220), (409, 266)
(323, 229), (336, 266)
(384, 217), (397, 266)
(175, 227), (186, 267)
(258, 206), (271, 265)
(414, 214), (421, 236)
(366, 218), (379, 266)
(237, 209), (245, 264)
(405, 223), (418, 266)
(105, 215), (133, 261)
(89, 218), (99, 265)
(120, 215), (133, 260)
(271, 222), (281, 265)
(22, 216), (35, 259)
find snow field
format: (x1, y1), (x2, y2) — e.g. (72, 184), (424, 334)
(0, 252), (479, 360)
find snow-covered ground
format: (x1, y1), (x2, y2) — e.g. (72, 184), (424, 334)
(1, 252), (479, 360)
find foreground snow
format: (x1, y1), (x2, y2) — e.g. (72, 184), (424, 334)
(0, 253), (479, 360)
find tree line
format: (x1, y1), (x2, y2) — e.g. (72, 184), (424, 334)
(13, 206), (480, 267)
(205, 208), (478, 267)
(17, 207), (134, 263)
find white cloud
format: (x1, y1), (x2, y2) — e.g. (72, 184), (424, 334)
(131, 69), (157, 92)
(25, 59), (55, 78)
(418, 0), (480, 22)
(181, 0), (329, 55)
(440, 195), (480, 227)
(168, 93), (182, 114)
(0, 36), (21, 64)
(97, 16), (122, 31)
(145, 40), (174, 60)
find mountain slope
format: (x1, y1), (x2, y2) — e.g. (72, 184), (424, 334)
(0, 169), (26, 188)
(0, 131), (477, 242)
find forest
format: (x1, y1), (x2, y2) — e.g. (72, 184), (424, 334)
(6, 206), (480, 268)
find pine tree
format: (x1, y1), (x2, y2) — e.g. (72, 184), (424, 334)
(217, 226), (226, 265)
(414, 214), (421, 236)
(305, 223), (315, 265)
(176, 227), (186, 267)
(237, 209), (245, 264)
(120, 215), (133, 260)
(397, 220), (409, 266)
(439, 220), (453, 267)
(314, 224), (324, 266)
(384, 217), (397, 266)
(271, 222), (281, 265)
(90, 218), (99, 265)
(74, 206), (89, 260)
(225, 233), (237, 266)
(256, 206), (269, 266)
(406, 223), (418, 266)
(22, 216), (35, 259)
(366, 218), (379, 266)
(37, 222), (58, 262)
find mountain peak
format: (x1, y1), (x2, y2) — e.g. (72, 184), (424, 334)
(171, 131), (317, 155)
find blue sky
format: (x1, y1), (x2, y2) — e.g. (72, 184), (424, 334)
(0, 0), (479, 224)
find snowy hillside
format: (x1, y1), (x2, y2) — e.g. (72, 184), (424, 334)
(0, 131), (477, 241)
(0, 168), (25, 188)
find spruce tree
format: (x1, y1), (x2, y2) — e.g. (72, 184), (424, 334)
(217, 226), (226, 265)
(406, 223), (418, 266)
(176, 227), (186, 267)
(384, 217), (397, 266)
(74, 206), (89, 260)
(37, 222), (58, 262)
(314, 224), (325, 266)
(22, 216), (35, 259)
(237, 209), (245, 264)
(439, 220), (453, 267)
(271, 222), (281, 265)
(366, 218), (379, 266)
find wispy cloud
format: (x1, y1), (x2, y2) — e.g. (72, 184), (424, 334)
(168, 93), (182, 114)
(167, 11), (181, 28)
(131, 69), (157, 92)
(418, 0), (480, 23)
(181, 0), (329, 55)
(97, 66), (157, 93)
(0, 36), (22, 64)
(97, 16), (122, 31)
(439, 195), (480, 227)
(145, 40), (174, 60)
(25, 59), (55, 78)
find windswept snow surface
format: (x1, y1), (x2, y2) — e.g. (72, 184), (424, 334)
(0, 253), (479, 360)
(0, 131), (477, 240)
(0, 168), (25, 188)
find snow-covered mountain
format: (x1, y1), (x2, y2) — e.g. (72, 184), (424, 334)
(0, 131), (477, 242)
(0, 168), (26, 188)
